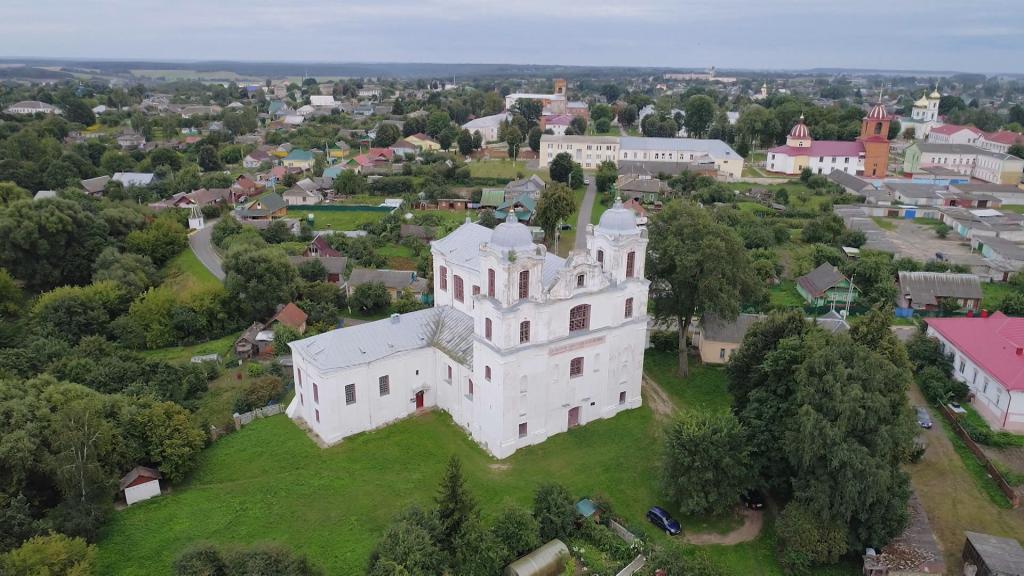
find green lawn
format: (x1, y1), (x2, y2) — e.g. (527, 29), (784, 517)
(871, 217), (896, 231)
(190, 365), (260, 429)
(769, 280), (806, 309)
(377, 243), (419, 270)
(139, 332), (240, 364)
(643, 350), (733, 416)
(288, 207), (387, 231)
(468, 159), (549, 182)
(164, 248), (222, 293)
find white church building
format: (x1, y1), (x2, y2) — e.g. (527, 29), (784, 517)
(900, 88), (942, 139)
(286, 202), (650, 459)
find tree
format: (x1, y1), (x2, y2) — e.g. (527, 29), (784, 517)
(0, 182), (29, 207)
(92, 248), (159, 296)
(434, 455), (476, 558)
(456, 129), (474, 156)
(368, 510), (443, 576)
(349, 282), (391, 313)
(297, 259), (327, 282)
(1008, 144), (1024, 160)
(534, 183), (575, 249)
(513, 99), (543, 128)
(0, 533), (96, 576)
(224, 543), (323, 576)
(0, 197), (109, 291)
(646, 201), (761, 377)
(548, 152), (575, 185)
(174, 543), (227, 576)
(63, 99), (96, 126)
(505, 126), (523, 162)
(31, 281), (127, 343)
(569, 116), (587, 135)
(532, 483), (576, 542)
(595, 160), (618, 194)
(261, 220), (294, 244)
(373, 124), (402, 148)
(683, 95), (716, 138)
(224, 248), (297, 321)
(662, 413), (752, 516)
(125, 216), (188, 267)
(528, 126), (543, 153)
(127, 401), (206, 482)
(491, 505), (540, 564)
(333, 170), (369, 196)
(426, 110), (452, 137)
(618, 104), (638, 128)
(197, 145), (223, 172)
(600, 84), (622, 104)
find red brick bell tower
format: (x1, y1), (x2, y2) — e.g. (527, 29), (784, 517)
(858, 102), (892, 178)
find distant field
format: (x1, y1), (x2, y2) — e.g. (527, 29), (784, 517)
(130, 69), (244, 81)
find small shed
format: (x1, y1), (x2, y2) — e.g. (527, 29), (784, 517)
(575, 498), (601, 523)
(504, 539), (569, 576)
(120, 466), (162, 506)
(235, 322), (267, 359)
(962, 531), (1024, 576)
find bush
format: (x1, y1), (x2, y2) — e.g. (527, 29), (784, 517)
(533, 483), (576, 542)
(235, 376), (283, 412)
(918, 366), (968, 405)
(776, 502), (846, 575)
(1, 533), (96, 576)
(649, 330), (678, 352)
(350, 282), (391, 313)
(246, 362), (266, 377)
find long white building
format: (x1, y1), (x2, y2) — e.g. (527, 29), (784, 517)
(287, 205), (650, 459)
(538, 134), (743, 179)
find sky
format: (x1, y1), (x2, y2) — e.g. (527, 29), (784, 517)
(3, 0), (1023, 74)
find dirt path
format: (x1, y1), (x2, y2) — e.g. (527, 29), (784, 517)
(907, 383), (1024, 570)
(642, 373), (677, 421)
(684, 508), (764, 545)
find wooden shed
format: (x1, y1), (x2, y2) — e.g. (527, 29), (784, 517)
(962, 531), (1024, 576)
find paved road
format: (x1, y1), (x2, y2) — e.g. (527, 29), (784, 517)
(574, 179), (598, 251)
(190, 219), (225, 280)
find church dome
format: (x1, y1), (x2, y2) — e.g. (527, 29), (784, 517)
(914, 94), (929, 107)
(490, 212), (534, 251)
(788, 115), (810, 139)
(867, 102), (888, 119)
(929, 88), (941, 99)
(597, 197), (640, 236)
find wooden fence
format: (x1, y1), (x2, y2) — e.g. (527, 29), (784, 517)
(938, 404), (1020, 508)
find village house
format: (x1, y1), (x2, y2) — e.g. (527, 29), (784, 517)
(80, 175), (111, 195)
(243, 148), (272, 168)
(235, 192), (288, 221)
(282, 149), (315, 170)
(235, 322), (271, 359)
(796, 263), (859, 308)
(282, 186), (323, 206)
(926, 312), (1024, 432)
(268, 303), (309, 335)
(346, 268), (429, 302)
(897, 271), (982, 313)
(4, 100), (62, 115)
(695, 311), (849, 365)
(286, 202), (650, 458)
(112, 172), (157, 188)
(289, 255), (348, 285)
(461, 112), (508, 143)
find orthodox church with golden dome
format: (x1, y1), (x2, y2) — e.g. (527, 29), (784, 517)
(899, 87), (942, 139)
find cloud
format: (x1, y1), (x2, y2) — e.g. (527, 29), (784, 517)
(1, 0), (1022, 73)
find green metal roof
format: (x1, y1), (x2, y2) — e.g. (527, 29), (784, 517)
(285, 149), (314, 161)
(480, 188), (505, 207)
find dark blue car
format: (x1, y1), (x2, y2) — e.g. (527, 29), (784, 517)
(647, 506), (682, 535)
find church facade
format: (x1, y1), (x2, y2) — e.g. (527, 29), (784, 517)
(900, 88), (942, 139)
(286, 203), (650, 459)
(767, 102), (893, 178)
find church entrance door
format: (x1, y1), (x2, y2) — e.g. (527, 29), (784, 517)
(415, 390), (425, 410)
(568, 406), (580, 428)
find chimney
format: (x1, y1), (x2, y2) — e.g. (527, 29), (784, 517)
(390, 313), (400, 324)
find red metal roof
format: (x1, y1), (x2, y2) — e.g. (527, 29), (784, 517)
(984, 130), (1024, 146)
(770, 141), (864, 157)
(929, 124), (983, 136)
(926, 312), (1024, 391)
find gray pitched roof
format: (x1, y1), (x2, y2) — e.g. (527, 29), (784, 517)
(899, 271), (982, 307)
(290, 306), (475, 372)
(80, 175), (111, 194)
(348, 268), (427, 291)
(827, 170), (873, 193)
(288, 255), (348, 275)
(797, 263), (848, 297)
(702, 313), (765, 344)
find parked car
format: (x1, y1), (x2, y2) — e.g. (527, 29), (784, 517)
(949, 402), (967, 414)
(915, 406), (933, 429)
(740, 489), (765, 510)
(647, 506), (681, 536)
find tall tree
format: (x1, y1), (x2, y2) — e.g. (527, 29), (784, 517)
(683, 95), (716, 138)
(527, 126), (543, 153)
(534, 183), (575, 249)
(223, 247), (297, 321)
(505, 126), (523, 162)
(646, 201), (761, 377)
(532, 483), (576, 542)
(548, 152), (575, 185)
(662, 412), (751, 516)
(434, 456), (476, 558)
